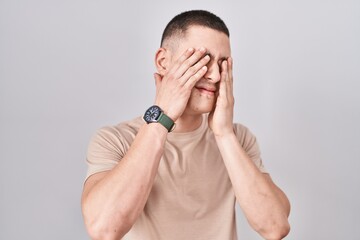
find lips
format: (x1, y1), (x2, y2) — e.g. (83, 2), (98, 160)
(197, 87), (216, 92)
(195, 85), (216, 92)
(195, 86), (216, 95)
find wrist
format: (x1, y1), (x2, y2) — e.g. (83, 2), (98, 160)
(145, 120), (169, 134)
(213, 129), (236, 139)
(143, 105), (176, 132)
(154, 103), (178, 122)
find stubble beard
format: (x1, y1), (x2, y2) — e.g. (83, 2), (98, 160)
(184, 89), (216, 115)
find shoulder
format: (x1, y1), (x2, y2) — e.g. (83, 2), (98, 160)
(90, 116), (144, 149)
(233, 122), (255, 139)
(85, 117), (143, 180)
(233, 122), (267, 172)
(111, 116), (144, 138)
(232, 122), (259, 150)
(97, 116), (143, 138)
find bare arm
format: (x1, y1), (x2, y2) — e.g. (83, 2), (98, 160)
(81, 47), (210, 240)
(209, 58), (290, 240)
(215, 134), (290, 240)
(82, 123), (168, 239)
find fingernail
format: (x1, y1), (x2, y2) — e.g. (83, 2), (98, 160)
(199, 47), (206, 52)
(188, 48), (194, 52)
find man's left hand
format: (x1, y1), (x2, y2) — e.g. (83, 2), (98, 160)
(208, 57), (235, 137)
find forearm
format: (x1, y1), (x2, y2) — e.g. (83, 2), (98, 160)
(82, 123), (168, 239)
(215, 133), (290, 239)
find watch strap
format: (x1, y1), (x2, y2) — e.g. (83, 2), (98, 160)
(158, 112), (175, 132)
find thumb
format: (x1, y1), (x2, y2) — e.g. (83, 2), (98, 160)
(154, 73), (162, 87)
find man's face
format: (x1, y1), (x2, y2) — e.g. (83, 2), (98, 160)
(168, 25), (231, 115)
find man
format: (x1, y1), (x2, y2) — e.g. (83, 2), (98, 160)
(82, 10), (290, 240)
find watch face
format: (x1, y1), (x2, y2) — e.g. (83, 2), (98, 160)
(144, 105), (161, 123)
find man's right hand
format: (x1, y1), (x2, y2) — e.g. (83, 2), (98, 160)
(154, 47), (210, 121)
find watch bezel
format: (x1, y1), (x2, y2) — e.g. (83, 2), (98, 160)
(143, 105), (162, 123)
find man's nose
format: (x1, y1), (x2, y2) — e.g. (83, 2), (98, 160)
(204, 61), (221, 83)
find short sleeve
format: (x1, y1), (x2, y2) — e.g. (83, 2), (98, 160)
(233, 123), (267, 173)
(85, 126), (126, 181)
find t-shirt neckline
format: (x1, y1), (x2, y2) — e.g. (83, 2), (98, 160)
(167, 114), (208, 141)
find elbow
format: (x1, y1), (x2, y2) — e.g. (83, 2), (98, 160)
(82, 206), (133, 240)
(249, 216), (290, 240)
(253, 218), (290, 240)
(84, 217), (133, 240)
(270, 222), (290, 240)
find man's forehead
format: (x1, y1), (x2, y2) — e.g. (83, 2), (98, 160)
(180, 26), (231, 58)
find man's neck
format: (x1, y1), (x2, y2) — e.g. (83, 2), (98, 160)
(173, 113), (203, 133)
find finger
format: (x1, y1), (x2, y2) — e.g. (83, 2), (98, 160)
(154, 73), (162, 90)
(167, 47), (195, 76)
(174, 47), (207, 79)
(154, 72), (162, 84)
(179, 54), (210, 85)
(226, 57), (233, 96)
(154, 73), (162, 93)
(183, 65), (208, 89)
(219, 60), (228, 98)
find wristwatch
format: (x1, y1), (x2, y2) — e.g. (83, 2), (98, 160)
(143, 105), (175, 132)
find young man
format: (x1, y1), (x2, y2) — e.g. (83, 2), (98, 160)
(82, 10), (290, 240)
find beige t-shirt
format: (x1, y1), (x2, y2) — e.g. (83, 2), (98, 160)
(86, 114), (266, 240)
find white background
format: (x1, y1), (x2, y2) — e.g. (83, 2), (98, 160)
(1, 0), (359, 239)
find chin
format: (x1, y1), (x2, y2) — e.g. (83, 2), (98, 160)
(182, 88), (216, 115)
(186, 96), (215, 115)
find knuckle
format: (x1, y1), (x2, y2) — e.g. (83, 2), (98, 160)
(177, 56), (186, 65)
(188, 66), (197, 75)
(166, 74), (173, 81)
(186, 76), (197, 86)
(196, 50), (204, 57)
(179, 88), (190, 96)
(184, 59), (193, 68)
(194, 71), (202, 78)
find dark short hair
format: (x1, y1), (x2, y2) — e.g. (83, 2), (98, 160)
(160, 10), (229, 46)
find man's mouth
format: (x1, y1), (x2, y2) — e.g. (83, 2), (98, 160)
(195, 86), (216, 95)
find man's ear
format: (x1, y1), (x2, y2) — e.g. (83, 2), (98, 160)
(155, 47), (170, 76)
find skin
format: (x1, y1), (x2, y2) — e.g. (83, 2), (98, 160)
(82, 25), (290, 240)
